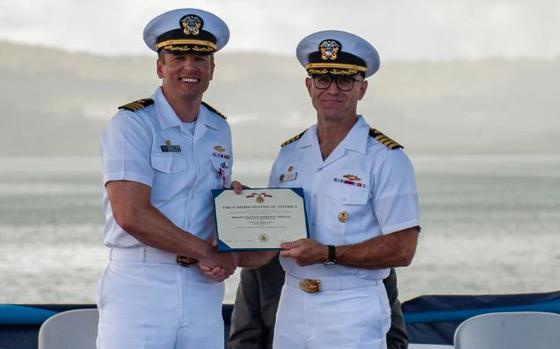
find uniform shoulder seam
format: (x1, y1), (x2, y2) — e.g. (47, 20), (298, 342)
(368, 127), (403, 150)
(118, 98), (154, 112)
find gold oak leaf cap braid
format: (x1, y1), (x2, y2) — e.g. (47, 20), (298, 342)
(369, 127), (403, 150)
(202, 101), (227, 120)
(281, 130), (307, 147)
(118, 98), (155, 112)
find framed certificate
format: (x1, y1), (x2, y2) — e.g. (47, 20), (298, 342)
(212, 188), (309, 251)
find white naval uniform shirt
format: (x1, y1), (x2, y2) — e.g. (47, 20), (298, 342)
(269, 116), (419, 280)
(100, 87), (233, 247)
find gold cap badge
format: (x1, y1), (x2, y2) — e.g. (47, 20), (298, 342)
(181, 14), (203, 36)
(319, 39), (340, 61)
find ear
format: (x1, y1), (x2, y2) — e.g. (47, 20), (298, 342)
(305, 77), (313, 97)
(209, 57), (216, 81)
(156, 56), (164, 79)
(357, 80), (368, 100)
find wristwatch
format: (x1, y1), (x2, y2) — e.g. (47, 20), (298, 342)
(324, 245), (336, 265)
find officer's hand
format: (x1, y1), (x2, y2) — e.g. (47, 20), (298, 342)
(199, 240), (238, 281)
(230, 180), (247, 194)
(279, 239), (327, 266)
(199, 263), (228, 282)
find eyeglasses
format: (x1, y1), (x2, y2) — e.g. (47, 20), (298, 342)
(312, 76), (362, 91)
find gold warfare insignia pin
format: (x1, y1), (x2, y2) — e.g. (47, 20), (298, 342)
(180, 14), (203, 36)
(338, 211), (348, 223)
(212, 145), (230, 159)
(343, 174), (361, 181)
(319, 39), (341, 61)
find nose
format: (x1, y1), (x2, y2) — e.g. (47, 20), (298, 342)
(324, 79), (341, 94)
(181, 55), (199, 69)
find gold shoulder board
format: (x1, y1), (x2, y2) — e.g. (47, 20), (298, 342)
(118, 98), (154, 112)
(281, 130), (306, 147)
(202, 101), (227, 120)
(369, 128), (403, 150)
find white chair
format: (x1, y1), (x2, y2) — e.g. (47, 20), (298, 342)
(453, 311), (560, 349)
(38, 308), (99, 349)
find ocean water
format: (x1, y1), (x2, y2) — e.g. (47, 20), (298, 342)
(0, 155), (559, 304)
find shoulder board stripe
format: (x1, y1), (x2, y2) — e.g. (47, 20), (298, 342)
(118, 98), (154, 112)
(202, 101), (227, 120)
(281, 130), (306, 147)
(369, 127), (403, 150)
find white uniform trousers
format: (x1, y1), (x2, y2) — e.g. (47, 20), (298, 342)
(96, 247), (224, 349)
(273, 274), (391, 349)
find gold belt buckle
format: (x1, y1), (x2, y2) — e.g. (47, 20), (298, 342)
(299, 279), (321, 293)
(176, 256), (198, 267)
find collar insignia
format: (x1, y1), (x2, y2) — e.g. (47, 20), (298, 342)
(180, 15), (203, 36)
(319, 39), (341, 61)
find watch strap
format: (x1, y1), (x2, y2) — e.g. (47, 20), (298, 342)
(325, 245), (336, 265)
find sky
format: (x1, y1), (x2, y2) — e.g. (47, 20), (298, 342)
(1, 0), (559, 61)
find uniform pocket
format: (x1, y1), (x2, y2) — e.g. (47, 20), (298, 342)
(150, 153), (188, 201)
(375, 284), (392, 336)
(96, 266), (109, 310)
(325, 183), (369, 235)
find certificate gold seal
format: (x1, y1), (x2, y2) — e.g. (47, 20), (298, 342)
(258, 233), (269, 242)
(338, 211), (348, 223)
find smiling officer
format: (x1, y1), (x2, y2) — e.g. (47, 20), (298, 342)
(97, 8), (238, 349)
(270, 30), (421, 349)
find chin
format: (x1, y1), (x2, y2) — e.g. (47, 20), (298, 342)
(320, 111), (344, 122)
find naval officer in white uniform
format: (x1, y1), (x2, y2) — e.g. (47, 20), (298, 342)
(270, 31), (421, 349)
(97, 8), (239, 349)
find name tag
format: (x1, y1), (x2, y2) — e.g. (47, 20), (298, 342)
(160, 145), (181, 152)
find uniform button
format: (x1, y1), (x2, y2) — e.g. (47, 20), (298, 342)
(338, 211), (348, 223)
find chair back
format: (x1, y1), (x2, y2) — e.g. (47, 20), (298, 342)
(453, 311), (560, 349)
(38, 309), (99, 349)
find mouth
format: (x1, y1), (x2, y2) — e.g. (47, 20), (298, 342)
(321, 99), (344, 104)
(180, 77), (200, 83)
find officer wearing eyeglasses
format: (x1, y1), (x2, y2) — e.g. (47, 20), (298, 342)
(268, 30), (421, 349)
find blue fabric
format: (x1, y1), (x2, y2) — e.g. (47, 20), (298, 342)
(0, 305), (56, 325)
(402, 291), (560, 344)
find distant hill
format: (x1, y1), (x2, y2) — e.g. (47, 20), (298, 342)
(1, 40), (558, 157)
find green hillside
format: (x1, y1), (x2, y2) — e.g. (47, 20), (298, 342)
(0, 40), (558, 156)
